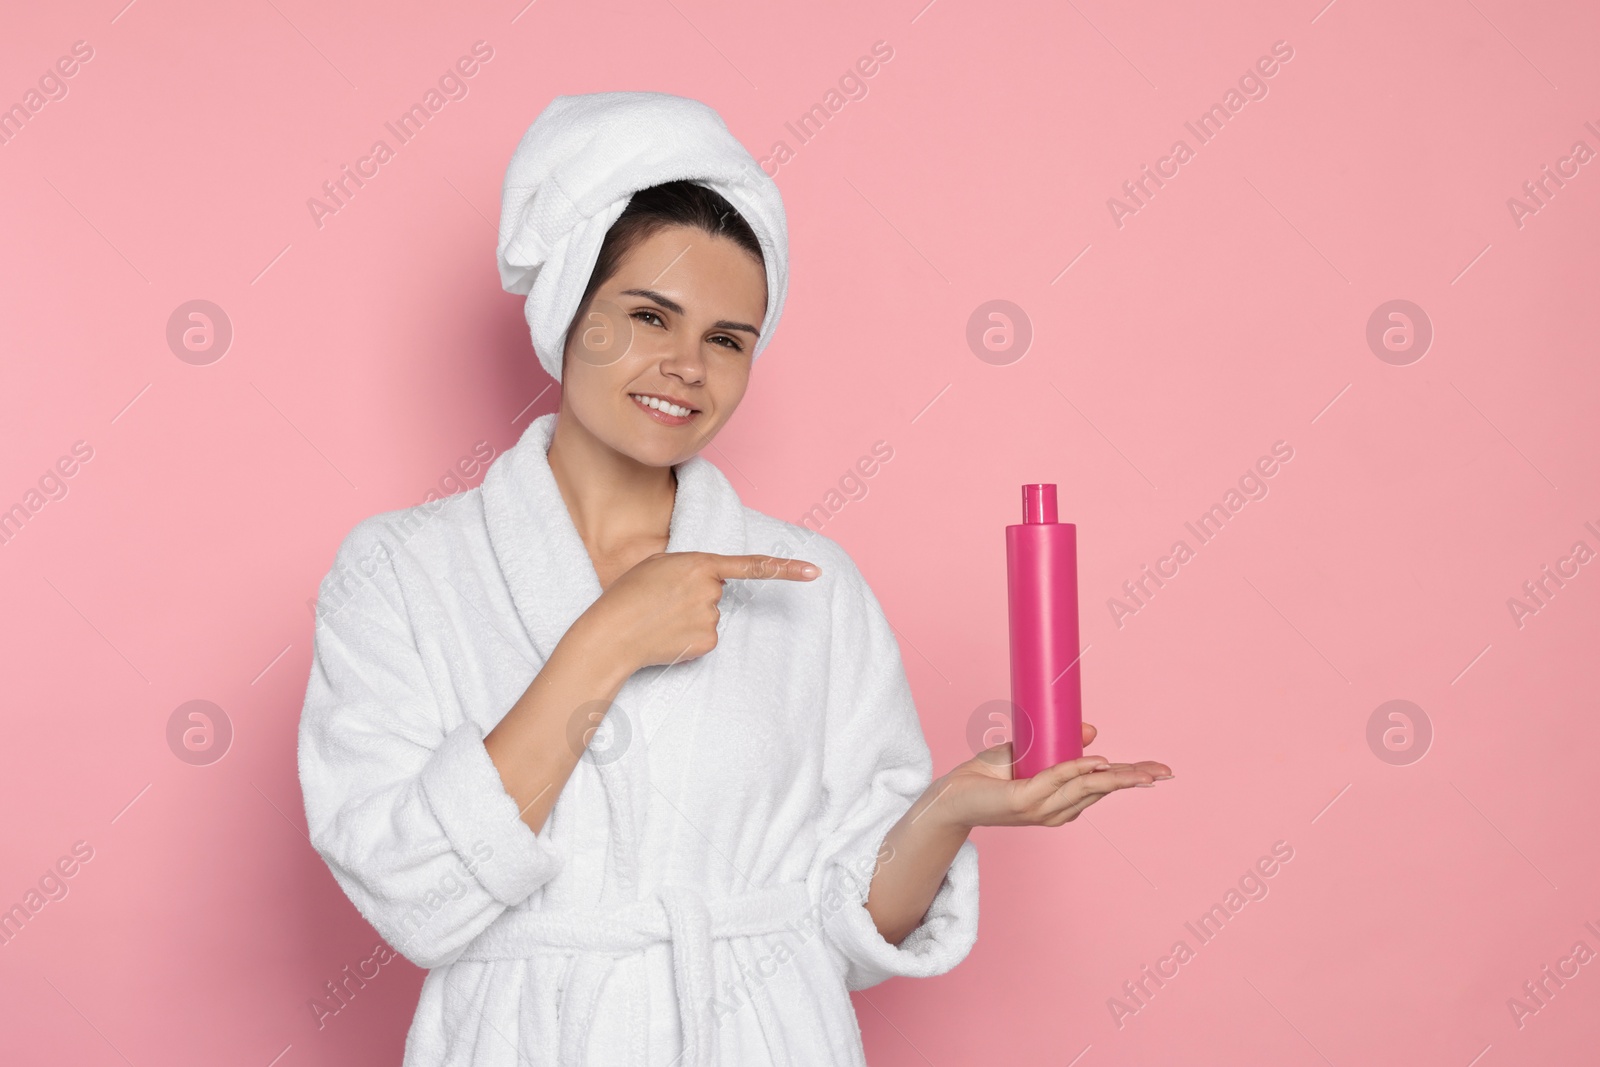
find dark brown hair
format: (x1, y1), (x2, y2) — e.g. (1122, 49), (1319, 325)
(566, 180), (764, 350)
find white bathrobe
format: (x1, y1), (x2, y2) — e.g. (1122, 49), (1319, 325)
(297, 411), (980, 1066)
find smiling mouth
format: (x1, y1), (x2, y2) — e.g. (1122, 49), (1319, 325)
(628, 393), (699, 419)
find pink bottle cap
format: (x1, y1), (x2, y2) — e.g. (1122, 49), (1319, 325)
(1022, 483), (1057, 524)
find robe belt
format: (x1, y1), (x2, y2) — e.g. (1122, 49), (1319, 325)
(457, 879), (817, 1066)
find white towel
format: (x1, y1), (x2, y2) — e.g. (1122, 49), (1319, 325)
(496, 91), (789, 382)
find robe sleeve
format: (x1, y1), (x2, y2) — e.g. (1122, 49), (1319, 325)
(806, 561), (980, 993)
(297, 518), (565, 969)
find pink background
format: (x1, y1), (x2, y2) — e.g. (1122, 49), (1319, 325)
(3, 0), (1597, 1063)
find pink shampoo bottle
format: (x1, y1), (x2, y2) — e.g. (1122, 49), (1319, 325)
(1007, 483), (1083, 778)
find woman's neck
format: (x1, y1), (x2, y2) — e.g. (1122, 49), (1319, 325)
(545, 409), (677, 580)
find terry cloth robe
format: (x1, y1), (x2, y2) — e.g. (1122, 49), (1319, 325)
(297, 411), (980, 1066)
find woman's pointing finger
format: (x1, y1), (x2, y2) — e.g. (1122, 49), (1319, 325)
(707, 554), (822, 581)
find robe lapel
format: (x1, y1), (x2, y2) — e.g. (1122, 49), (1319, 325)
(480, 411), (750, 899)
(480, 411), (749, 665)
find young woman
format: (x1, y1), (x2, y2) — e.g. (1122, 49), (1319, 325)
(298, 91), (1170, 1067)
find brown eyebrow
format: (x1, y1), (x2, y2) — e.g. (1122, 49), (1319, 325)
(617, 288), (760, 338)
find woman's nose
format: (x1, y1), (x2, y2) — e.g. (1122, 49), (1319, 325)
(659, 335), (705, 384)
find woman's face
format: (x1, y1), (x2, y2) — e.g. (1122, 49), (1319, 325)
(560, 223), (767, 468)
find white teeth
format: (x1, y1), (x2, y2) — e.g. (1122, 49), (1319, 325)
(631, 394), (693, 418)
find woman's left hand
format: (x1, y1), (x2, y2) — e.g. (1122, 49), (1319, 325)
(934, 721), (1172, 829)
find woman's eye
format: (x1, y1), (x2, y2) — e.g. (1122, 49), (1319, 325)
(628, 310), (741, 351)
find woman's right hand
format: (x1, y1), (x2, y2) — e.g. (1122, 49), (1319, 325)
(582, 552), (822, 672)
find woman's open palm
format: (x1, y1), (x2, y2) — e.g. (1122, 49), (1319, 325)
(938, 721), (1172, 829)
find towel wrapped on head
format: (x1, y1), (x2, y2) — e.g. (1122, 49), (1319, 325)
(496, 91), (789, 383)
